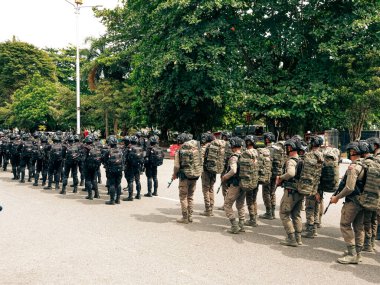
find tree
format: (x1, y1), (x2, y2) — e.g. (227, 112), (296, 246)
(0, 40), (56, 106)
(0, 74), (64, 130)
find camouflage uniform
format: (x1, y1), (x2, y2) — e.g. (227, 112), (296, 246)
(244, 148), (259, 226)
(201, 142), (216, 215)
(223, 151), (245, 233)
(279, 155), (304, 245)
(173, 150), (198, 223)
(303, 149), (324, 238)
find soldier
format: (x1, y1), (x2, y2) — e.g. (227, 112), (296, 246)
(222, 136), (245, 234)
(360, 140), (378, 252)
(104, 135), (124, 205)
(143, 135), (164, 197)
(276, 138), (304, 247)
(0, 131), (10, 171)
(9, 134), (21, 180)
(60, 135), (81, 195)
(18, 133), (34, 183)
(259, 132), (280, 220)
(82, 135), (102, 200)
(44, 135), (65, 190)
(330, 141), (365, 264)
(33, 134), (50, 187)
(123, 136), (144, 201)
(200, 132), (216, 216)
(302, 136), (324, 239)
(172, 133), (201, 224)
(93, 134), (103, 184)
(244, 135), (260, 227)
(217, 131), (232, 210)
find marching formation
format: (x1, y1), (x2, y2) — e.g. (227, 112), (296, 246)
(1, 129), (379, 265)
(0, 130), (165, 205)
(171, 131), (380, 265)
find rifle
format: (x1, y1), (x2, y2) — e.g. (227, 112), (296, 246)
(216, 183), (222, 194)
(323, 188), (340, 215)
(167, 178), (174, 189)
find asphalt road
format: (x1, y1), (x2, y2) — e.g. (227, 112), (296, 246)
(0, 160), (379, 285)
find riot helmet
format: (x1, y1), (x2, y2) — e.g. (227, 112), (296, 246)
(149, 136), (159, 145)
(9, 133), (16, 140)
(221, 131), (232, 141)
(40, 135), (48, 143)
(310, 135), (324, 147)
(73, 135), (80, 142)
(130, 136), (139, 145)
(67, 135), (75, 143)
(284, 139), (299, 153)
(346, 141), (361, 157)
(229, 137), (244, 148)
(123, 136), (131, 145)
(52, 135), (61, 142)
(33, 131), (40, 139)
(244, 135), (257, 147)
(366, 137), (380, 154)
(22, 133), (30, 141)
(108, 135), (118, 146)
(84, 135), (93, 144)
(358, 140), (370, 155)
(263, 132), (275, 144)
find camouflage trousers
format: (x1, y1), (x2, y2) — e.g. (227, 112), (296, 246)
(246, 187), (259, 216)
(262, 176), (277, 208)
(280, 189), (304, 234)
(340, 200), (364, 247)
(305, 195), (321, 226)
(179, 178), (197, 216)
(201, 171), (216, 211)
(363, 209), (378, 239)
(224, 185), (246, 220)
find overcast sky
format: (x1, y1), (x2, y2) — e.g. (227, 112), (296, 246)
(0, 0), (120, 49)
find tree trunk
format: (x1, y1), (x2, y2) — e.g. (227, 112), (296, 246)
(113, 117), (118, 136)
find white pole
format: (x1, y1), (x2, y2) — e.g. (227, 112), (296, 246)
(75, 5), (81, 135)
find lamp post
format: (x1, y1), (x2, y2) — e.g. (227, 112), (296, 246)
(64, 0), (102, 135)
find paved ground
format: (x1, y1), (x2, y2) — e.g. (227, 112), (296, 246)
(0, 160), (379, 285)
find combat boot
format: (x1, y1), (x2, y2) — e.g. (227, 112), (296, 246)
(238, 219), (246, 232)
(135, 193), (141, 199)
(302, 224), (315, 239)
(259, 208), (273, 220)
(55, 183), (60, 191)
(144, 192), (152, 197)
(228, 219), (240, 234)
(20, 172), (25, 183)
(123, 192), (134, 201)
(200, 207), (213, 217)
(271, 206), (276, 219)
(363, 237), (373, 252)
(73, 186), (78, 193)
(245, 214), (257, 227)
(85, 192), (93, 200)
(337, 245), (358, 264)
(79, 180), (84, 186)
(94, 189), (100, 199)
(105, 199), (115, 205)
(59, 186), (66, 195)
(295, 232), (303, 245)
(152, 188), (158, 196)
(370, 237), (376, 250)
(176, 212), (189, 224)
(33, 175), (39, 186)
(280, 233), (298, 247)
(188, 214), (193, 223)
(115, 195), (120, 204)
(43, 184), (52, 190)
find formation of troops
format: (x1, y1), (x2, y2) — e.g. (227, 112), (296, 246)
(170, 131), (380, 265)
(1, 129), (379, 265)
(0, 130), (164, 205)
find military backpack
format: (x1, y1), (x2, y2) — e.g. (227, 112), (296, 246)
(87, 146), (102, 168)
(257, 148), (272, 184)
(238, 149), (259, 191)
(270, 142), (286, 176)
(204, 139), (226, 174)
(179, 140), (202, 179)
(319, 147), (340, 193)
(127, 146), (144, 168)
(296, 151), (324, 196)
(50, 144), (63, 162)
(66, 144), (81, 163)
(108, 148), (124, 172)
(150, 146), (164, 167)
(357, 156), (380, 211)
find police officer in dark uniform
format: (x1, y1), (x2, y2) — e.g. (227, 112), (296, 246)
(44, 135), (65, 190)
(103, 135), (124, 205)
(82, 135), (102, 200)
(9, 134), (22, 180)
(60, 135), (81, 194)
(143, 135), (163, 197)
(33, 134), (50, 187)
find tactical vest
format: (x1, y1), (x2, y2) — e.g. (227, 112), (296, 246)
(282, 157), (302, 191)
(238, 149), (259, 191)
(357, 156), (380, 211)
(257, 148), (272, 184)
(223, 141), (233, 173)
(179, 140), (202, 179)
(21, 141), (34, 158)
(270, 142), (286, 177)
(204, 139), (226, 174)
(127, 145), (144, 168)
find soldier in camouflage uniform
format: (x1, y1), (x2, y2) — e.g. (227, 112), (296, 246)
(277, 138), (304, 247)
(200, 132), (216, 216)
(330, 141), (365, 264)
(302, 136), (324, 239)
(222, 137), (245, 234)
(217, 131), (232, 211)
(172, 133), (199, 224)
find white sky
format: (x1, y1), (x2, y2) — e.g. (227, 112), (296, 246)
(0, 0), (120, 49)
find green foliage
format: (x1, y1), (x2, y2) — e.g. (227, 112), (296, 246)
(0, 41), (56, 105)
